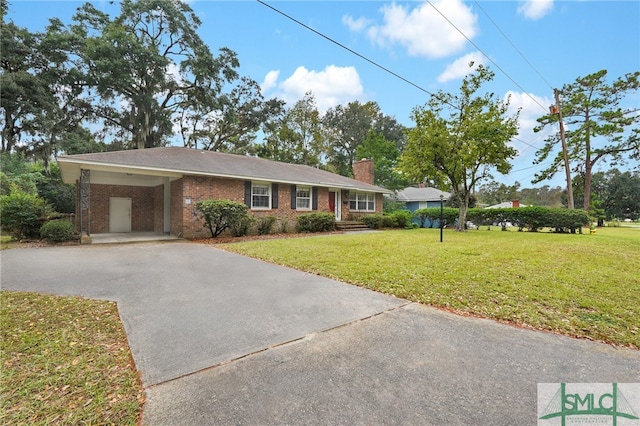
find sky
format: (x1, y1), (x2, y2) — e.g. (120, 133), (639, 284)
(6, 0), (640, 188)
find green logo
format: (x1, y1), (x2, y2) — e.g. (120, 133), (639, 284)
(539, 383), (639, 426)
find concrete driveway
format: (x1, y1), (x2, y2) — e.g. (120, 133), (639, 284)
(2, 241), (638, 425)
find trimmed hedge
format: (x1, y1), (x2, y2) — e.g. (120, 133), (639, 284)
(466, 207), (590, 232)
(412, 207), (458, 228)
(196, 199), (250, 238)
(296, 213), (336, 233)
(40, 219), (76, 242)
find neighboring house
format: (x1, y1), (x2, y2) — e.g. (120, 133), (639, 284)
(485, 200), (526, 209)
(390, 186), (450, 211)
(58, 147), (389, 239)
(388, 186), (451, 227)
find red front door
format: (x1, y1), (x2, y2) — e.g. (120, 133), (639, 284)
(328, 192), (336, 214)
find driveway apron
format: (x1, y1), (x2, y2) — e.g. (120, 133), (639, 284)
(2, 242), (639, 425)
(0, 242), (405, 386)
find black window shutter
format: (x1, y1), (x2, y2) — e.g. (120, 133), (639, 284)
(291, 185), (297, 209)
(244, 181), (251, 206)
(312, 187), (318, 210)
(272, 184), (279, 209)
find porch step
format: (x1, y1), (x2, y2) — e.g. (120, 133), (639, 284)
(335, 221), (370, 231)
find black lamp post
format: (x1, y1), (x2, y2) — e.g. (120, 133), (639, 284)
(439, 194), (444, 243)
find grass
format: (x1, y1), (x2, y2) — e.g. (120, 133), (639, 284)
(219, 226), (640, 348)
(0, 235), (12, 250)
(0, 291), (143, 425)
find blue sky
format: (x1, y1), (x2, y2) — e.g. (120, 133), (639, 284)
(6, 0), (640, 188)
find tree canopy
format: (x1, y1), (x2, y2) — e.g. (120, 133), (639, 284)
(533, 69), (640, 210)
(400, 64), (520, 229)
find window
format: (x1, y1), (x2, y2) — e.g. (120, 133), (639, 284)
(296, 186), (311, 210)
(252, 182), (271, 209)
(349, 191), (375, 212)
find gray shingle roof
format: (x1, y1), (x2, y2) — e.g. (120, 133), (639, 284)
(392, 187), (450, 202)
(58, 147), (389, 193)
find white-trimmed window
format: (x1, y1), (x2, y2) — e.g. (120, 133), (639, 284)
(296, 186), (311, 210)
(349, 191), (375, 212)
(252, 182), (271, 209)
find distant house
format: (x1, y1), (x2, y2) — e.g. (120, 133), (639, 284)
(58, 148), (390, 239)
(390, 186), (451, 211)
(485, 200), (526, 209)
(388, 186), (450, 227)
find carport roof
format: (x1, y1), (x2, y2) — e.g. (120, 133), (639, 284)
(58, 147), (390, 193)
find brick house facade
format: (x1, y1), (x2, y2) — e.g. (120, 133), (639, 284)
(59, 148), (389, 239)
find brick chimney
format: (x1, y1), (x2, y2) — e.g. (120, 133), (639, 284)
(512, 199), (520, 208)
(353, 158), (374, 185)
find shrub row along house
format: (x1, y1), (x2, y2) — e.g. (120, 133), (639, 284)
(58, 147), (389, 239)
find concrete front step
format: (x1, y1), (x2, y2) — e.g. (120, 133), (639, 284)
(335, 221), (370, 231)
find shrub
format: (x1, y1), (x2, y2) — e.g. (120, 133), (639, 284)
(389, 210), (412, 228)
(40, 219), (76, 242)
(0, 191), (50, 239)
(257, 216), (277, 235)
(196, 199), (250, 238)
(231, 215), (255, 237)
(382, 215), (398, 228)
(362, 214), (384, 229)
(296, 213), (335, 233)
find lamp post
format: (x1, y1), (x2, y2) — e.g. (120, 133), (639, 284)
(439, 194), (444, 243)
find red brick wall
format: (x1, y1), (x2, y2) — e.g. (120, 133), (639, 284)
(173, 176), (342, 238)
(84, 184), (155, 233)
(154, 184), (164, 233)
(170, 179), (183, 237)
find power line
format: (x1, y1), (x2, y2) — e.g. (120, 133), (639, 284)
(426, 0), (549, 113)
(472, 0), (554, 91)
(257, 0), (441, 101)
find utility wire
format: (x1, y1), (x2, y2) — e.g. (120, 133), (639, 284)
(472, 0), (554, 91)
(257, 0), (434, 97)
(426, 0), (549, 113)
(258, 0), (545, 151)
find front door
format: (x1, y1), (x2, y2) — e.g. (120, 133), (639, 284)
(328, 191), (341, 221)
(109, 197), (131, 233)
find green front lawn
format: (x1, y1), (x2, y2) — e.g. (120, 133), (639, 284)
(220, 227), (640, 348)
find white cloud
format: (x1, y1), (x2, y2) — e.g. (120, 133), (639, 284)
(518, 0), (554, 20)
(264, 65), (365, 112)
(342, 15), (371, 32)
(505, 90), (554, 158)
(260, 70), (280, 92)
(362, 0), (477, 59)
(437, 52), (485, 83)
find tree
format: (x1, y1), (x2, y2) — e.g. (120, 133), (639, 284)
(355, 130), (410, 190)
(258, 92), (324, 167)
(400, 64), (520, 230)
(533, 70), (640, 210)
(323, 101), (405, 176)
(0, 11), (52, 153)
(179, 77), (283, 154)
(70, 0), (247, 149)
(476, 180), (521, 206)
(573, 169), (640, 220)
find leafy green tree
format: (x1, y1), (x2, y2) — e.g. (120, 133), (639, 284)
(0, 11), (52, 153)
(179, 77), (283, 154)
(69, 0), (250, 150)
(533, 70), (640, 210)
(323, 101), (405, 177)
(355, 130), (411, 190)
(258, 92), (324, 167)
(400, 64), (520, 229)
(476, 180), (521, 206)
